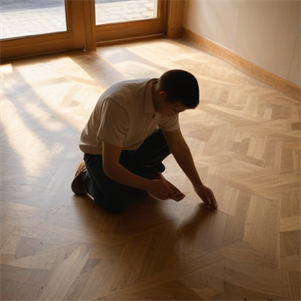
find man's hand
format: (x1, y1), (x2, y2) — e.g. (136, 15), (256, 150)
(194, 183), (218, 210)
(147, 179), (185, 202)
(163, 130), (217, 209)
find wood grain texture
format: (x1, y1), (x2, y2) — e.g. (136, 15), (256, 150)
(1, 37), (300, 300)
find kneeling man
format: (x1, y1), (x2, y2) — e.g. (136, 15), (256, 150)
(72, 69), (218, 212)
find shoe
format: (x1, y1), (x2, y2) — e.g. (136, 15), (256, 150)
(71, 160), (87, 195)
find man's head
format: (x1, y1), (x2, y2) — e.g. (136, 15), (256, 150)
(152, 69), (199, 116)
(158, 69), (199, 108)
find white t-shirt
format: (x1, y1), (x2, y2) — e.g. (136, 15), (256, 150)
(79, 78), (179, 155)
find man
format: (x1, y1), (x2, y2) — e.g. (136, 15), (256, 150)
(72, 69), (217, 212)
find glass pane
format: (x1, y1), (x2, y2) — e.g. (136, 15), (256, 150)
(0, 0), (67, 40)
(95, 0), (158, 25)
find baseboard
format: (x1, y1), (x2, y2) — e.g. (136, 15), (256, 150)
(183, 28), (300, 102)
(96, 34), (165, 46)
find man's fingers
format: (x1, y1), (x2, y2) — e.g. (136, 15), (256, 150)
(205, 196), (211, 205)
(150, 179), (185, 202)
(204, 196), (218, 209)
(167, 186), (185, 202)
(172, 192), (185, 202)
(163, 181), (184, 199)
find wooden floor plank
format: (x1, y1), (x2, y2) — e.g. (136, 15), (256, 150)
(1, 37), (300, 300)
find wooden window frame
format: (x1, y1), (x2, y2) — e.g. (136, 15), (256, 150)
(95, 0), (166, 44)
(0, 0), (95, 60)
(0, 0), (184, 60)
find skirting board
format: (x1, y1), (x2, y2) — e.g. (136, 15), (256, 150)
(183, 28), (300, 102)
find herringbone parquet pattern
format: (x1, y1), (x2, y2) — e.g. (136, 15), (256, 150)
(1, 38), (300, 300)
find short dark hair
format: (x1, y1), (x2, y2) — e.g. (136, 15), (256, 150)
(158, 69), (199, 108)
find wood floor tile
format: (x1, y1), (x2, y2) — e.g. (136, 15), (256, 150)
(1, 37), (300, 300)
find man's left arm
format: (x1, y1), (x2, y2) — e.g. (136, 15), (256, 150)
(163, 129), (218, 209)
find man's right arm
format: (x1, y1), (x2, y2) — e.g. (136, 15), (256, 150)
(102, 141), (185, 202)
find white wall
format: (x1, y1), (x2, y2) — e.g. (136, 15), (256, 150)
(183, 0), (300, 87)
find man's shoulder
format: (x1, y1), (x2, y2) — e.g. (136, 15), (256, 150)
(102, 78), (152, 105)
(109, 78), (151, 94)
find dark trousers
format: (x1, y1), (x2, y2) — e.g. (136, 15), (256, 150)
(83, 130), (171, 212)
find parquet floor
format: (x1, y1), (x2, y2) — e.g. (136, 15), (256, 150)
(0, 38), (300, 300)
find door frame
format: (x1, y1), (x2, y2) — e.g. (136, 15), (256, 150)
(95, 0), (166, 44)
(0, 0), (96, 61)
(0, 0), (184, 60)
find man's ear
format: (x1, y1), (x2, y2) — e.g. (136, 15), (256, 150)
(158, 91), (168, 101)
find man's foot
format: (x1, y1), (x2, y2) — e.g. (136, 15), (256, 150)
(71, 160), (87, 195)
